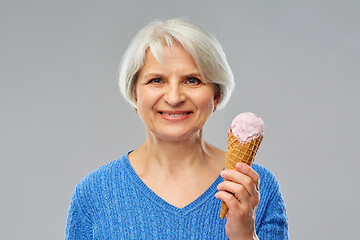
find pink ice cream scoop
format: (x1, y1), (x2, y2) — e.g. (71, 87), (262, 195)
(230, 112), (264, 142)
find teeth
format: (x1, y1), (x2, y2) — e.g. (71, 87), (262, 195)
(161, 112), (188, 117)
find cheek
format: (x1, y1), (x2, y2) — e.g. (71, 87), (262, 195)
(196, 91), (216, 110)
(136, 88), (158, 110)
(135, 91), (155, 124)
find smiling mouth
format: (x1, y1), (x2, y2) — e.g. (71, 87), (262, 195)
(159, 111), (192, 117)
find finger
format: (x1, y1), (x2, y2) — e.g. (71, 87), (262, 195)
(236, 163), (260, 190)
(220, 169), (258, 196)
(217, 180), (250, 201)
(216, 185), (260, 219)
(215, 190), (241, 212)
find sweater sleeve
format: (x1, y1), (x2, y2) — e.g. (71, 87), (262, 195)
(65, 186), (93, 240)
(256, 185), (289, 239)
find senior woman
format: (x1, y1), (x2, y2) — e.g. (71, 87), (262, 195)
(65, 18), (288, 239)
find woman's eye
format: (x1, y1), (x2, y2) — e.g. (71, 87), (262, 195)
(187, 77), (201, 85)
(149, 78), (162, 84)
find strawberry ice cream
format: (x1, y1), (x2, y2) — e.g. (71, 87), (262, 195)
(231, 112), (264, 142)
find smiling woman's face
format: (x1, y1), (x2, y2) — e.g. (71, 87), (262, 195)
(135, 43), (219, 141)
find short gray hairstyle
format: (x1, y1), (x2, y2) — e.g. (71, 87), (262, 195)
(119, 18), (234, 109)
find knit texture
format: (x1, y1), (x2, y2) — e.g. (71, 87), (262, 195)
(65, 153), (288, 239)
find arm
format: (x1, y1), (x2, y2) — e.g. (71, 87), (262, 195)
(65, 187), (93, 240)
(256, 191), (289, 239)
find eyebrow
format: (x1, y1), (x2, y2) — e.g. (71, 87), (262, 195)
(142, 73), (163, 79)
(185, 73), (202, 78)
(142, 72), (202, 79)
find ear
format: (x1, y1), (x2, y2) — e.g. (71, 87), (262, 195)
(213, 95), (219, 109)
(132, 93), (138, 109)
(213, 84), (221, 110)
(132, 78), (138, 104)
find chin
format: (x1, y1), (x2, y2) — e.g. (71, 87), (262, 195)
(157, 129), (200, 142)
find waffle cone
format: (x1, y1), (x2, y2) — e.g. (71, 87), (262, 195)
(220, 130), (263, 219)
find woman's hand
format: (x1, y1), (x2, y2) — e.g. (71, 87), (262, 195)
(215, 162), (260, 240)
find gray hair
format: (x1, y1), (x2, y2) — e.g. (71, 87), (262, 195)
(118, 18), (234, 109)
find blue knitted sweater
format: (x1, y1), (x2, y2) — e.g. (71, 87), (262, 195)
(65, 153), (288, 239)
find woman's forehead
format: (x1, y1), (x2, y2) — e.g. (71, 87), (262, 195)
(140, 44), (200, 75)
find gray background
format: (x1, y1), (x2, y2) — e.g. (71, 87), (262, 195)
(1, 0), (359, 239)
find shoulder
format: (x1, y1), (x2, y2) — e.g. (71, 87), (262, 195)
(252, 164), (279, 186)
(67, 153), (132, 218)
(74, 153), (129, 196)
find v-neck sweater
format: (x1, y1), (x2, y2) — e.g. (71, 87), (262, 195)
(65, 153), (288, 239)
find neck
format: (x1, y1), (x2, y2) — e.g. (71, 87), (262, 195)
(136, 129), (212, 174)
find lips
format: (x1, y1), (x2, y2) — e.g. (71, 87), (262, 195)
(158, 110), (192, 120)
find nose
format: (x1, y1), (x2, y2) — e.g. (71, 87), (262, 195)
(163, 83), (185, 106)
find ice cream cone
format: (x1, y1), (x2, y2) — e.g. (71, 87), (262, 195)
(220, 129), (263, 219)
